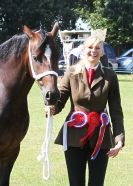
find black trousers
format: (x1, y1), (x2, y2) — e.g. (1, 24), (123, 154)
(64, 145), (109, 186)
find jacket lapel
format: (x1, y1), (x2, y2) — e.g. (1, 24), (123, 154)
(91, 65), (104, 88)
(72, 62), (104, 89)
(80, 68), (88, 86)
(73, 62), (88, 86)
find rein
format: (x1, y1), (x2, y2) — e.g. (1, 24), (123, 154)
(28, 41), (57, 180)
(37, 107), (53, 180)
(28, 41), (58, 80)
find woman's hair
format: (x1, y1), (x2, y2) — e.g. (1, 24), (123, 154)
(83, 36), (104, 56)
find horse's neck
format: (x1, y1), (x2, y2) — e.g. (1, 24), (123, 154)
(0, 55), (34, 103)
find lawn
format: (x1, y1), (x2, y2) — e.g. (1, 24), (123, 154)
(10, 74), (133, 186)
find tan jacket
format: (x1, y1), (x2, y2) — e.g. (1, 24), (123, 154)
(55, 62), (125, 149)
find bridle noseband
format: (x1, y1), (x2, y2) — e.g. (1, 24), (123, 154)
(28, 41), (58, 81)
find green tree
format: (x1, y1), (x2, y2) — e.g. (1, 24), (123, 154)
(76, 0), (133, 54)
(0, 0), (81, 43)
(104, 0), (133, 53)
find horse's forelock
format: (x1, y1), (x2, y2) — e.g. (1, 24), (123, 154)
(46, 32), (59, 66)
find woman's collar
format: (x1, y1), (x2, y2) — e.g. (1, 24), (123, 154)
(84, 59), (100, 70)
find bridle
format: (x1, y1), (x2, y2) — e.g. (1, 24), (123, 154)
(28, 41), (58, 80)
(28, 39), (58, 180)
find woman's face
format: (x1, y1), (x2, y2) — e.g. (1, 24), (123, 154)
(83, 41), (103, 65)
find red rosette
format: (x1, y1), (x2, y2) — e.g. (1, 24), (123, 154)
(87, 112), (100, 127)
(80, 112), (100, 146)
(74, 113), (84, 124)
(67, 111), (88, 128)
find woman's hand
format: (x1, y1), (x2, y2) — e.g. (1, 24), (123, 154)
(45, 105), (56, 116)
(107, 141), (123, 158)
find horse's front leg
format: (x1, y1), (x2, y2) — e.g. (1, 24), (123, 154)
(0, 146), (20, 186)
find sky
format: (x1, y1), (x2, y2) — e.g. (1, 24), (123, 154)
(75, 18), (91, 30)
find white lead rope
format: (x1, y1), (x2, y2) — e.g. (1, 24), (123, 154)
(37, 108), (53, 180)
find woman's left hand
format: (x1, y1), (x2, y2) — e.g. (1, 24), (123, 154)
(107, 141), (123, 158)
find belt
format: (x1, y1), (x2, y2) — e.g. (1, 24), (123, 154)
(63, 111), (109, 160)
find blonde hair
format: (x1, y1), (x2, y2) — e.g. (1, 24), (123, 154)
(83, 36), (104, 56)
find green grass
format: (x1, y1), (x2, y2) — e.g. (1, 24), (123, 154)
(10, 74), (133, 186)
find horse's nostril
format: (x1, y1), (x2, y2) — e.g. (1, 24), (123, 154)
(46, 91), (51, 101)
(45, 90), (60, 105)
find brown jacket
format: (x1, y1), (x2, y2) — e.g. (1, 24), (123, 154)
(55, 62), (125, 149)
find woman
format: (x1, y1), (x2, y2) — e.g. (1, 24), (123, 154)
(49, 36), (125, 186)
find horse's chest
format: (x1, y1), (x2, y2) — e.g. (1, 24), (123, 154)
(0, 82), (9, 113)
(0, 80), (28, 120)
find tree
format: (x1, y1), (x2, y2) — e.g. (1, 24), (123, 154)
(0, 0), (81, 43)
(76, 0), (133, 54)
(104, 0), (133, 53)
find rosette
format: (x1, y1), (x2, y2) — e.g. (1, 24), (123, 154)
(91, 112), (109, 160)
(80, 112), (100, 146)
(63, 111), (88, 151)
(67, 111), (88, 128)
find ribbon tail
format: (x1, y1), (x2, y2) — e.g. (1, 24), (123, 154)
(80, 126), (96, 146)
(63, 122), (68, 151)
(91, 125), (106, 160)
(67, 119), (76, 127)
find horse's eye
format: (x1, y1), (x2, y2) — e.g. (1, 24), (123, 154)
(32, 55), (38, 61)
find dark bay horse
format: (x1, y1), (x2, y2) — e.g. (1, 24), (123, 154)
(0, 23), (60, 186)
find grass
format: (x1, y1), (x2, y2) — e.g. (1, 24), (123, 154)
(10, 74), (133, 186)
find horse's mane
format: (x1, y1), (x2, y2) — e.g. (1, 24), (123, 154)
(0, 28), (58, 63)
(0, 34), (28, 60)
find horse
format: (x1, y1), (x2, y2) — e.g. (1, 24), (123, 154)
(0, 22), (60, 186)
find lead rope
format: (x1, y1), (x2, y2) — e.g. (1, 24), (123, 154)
(37, 107), (53, 180)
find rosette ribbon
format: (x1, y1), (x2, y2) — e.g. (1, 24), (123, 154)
(63, 111), (88, 151)
(91, 112), (109, 160)
(80, 112), (100, 146)
(63, 111), (109, 160)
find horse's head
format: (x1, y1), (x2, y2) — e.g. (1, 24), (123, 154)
(23, 23), (60, 105)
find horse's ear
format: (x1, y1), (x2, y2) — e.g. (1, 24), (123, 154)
(23, 25), (34, 39)
(51, 22), (59, 38)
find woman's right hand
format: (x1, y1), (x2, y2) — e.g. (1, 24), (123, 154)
(45, 105), (56, 116)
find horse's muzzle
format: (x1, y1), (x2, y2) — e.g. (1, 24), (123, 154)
(43, 89), (60, 105)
